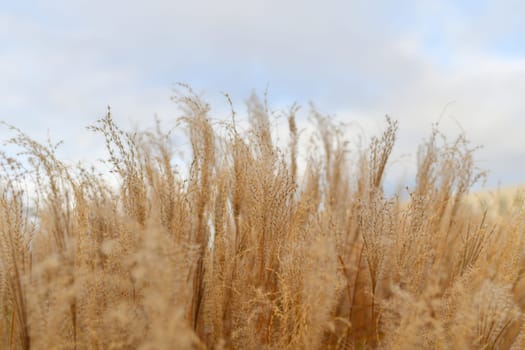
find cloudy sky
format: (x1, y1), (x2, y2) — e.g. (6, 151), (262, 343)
(2, 0), (525, 189)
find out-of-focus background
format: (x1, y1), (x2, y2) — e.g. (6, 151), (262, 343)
(2, 1), (524, 190)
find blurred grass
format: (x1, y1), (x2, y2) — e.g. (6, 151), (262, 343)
(1, 87), (525, 349)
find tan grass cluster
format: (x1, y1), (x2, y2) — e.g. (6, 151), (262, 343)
(1, 86), (525, 349)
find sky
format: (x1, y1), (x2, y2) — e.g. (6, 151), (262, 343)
(2, 0), (525, 190)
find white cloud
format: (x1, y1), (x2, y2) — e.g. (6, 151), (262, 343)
(1, 1), (525, 188)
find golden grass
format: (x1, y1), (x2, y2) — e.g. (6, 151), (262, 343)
(1, 85), (525, 349)
(466, 186), (525, 219)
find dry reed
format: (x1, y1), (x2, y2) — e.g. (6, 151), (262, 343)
(1, 86), (524, 349)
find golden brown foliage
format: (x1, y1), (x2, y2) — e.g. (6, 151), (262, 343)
(1, 87), (524, 349)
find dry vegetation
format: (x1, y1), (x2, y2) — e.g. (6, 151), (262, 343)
(1, 86), (525, 349)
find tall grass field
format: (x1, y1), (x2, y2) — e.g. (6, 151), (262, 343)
(1, 86), (525, 349)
